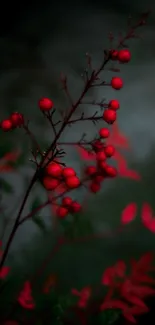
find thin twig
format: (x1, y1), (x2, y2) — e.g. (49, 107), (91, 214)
(0, 14), (149, 269)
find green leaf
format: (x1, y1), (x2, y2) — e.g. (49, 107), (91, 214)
(33, 215), (47, 232)
(62, 214), (93, 239)
(31, 197), (47, 232)
(0, 141), (13, 158)
(0, 178), (14, 193)
(31, 197), (42, 212)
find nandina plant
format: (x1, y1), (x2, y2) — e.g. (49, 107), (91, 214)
(0, 10), (153, 325)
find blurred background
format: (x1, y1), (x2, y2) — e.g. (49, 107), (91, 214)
(0, 0), (155, 317)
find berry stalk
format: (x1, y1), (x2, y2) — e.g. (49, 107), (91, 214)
(0, 13), (149, 270)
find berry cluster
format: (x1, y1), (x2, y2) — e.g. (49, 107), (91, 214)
(57, 197), (81, 218)
(43, 163), (80, 191)
(85, 129), (117, 193)
(0, 46), (131, 224)
(42, 162), (81, 218)
(110, 48), (131, 63)
(0, 112), (24, 132)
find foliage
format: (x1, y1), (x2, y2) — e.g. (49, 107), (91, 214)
(0, 10), (153, 325)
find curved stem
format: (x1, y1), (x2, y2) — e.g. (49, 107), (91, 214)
(0, 172), (37, 268)
(0, 16), (146, 268)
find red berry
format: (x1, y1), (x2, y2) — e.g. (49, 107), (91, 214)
(110, 50), (118, 60)
(108, 100), (120, 111)
(43, 177), (60, 190)
(62, 196), (72, 207)
(62, 167), (76, 178)
(10, 112), (24, 127)
(96, 151), (106, 161)
(46, 162), (62, 178)
(39, 97), (54, 111)
(1, 119), (13, 132)
(90, 182), (101, 193)
(99, 161), (108, 171)
(111, 77), (123, 90)
(85, 166), (97, 176)
(103, 109), (117, 124)
(105, 166), (117, 177)
(92, 140), (103, 152)
(118, 49), (131, 63)
(99, 127), (110, 138)
(65, 176), (80, 189)
(104, 145), (115, 157)
(94, 175), (104, 183)
(71, 201), (81, 213)
(56, 206), (68, 218)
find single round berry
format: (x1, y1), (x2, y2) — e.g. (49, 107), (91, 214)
(10, 112), (24, 127)
(103, 109), (117, 124)
(56, 206), (68, 218)
(105, 165), (117, 177)
(110, 49), (118, 60)
(62, 196), (72, 207)
(38, 97), (54, 111)
(71, 201), (81, 213)
(111, 77), (123, 90)
(108, 99), (120, 111)
(104, 145), (115, 157)
(90, 182), (101, 193)
(85, 166), (97, 176)
(62, 167), (76, 178)
(96, 151), (106, 161)
(118, 49), (131, 63)
(1, 119), (13, 131)
(99, 127), (110, 138)
(43, 177), (60, 190)
(46, 162), (62, 178)
(65, 176), (80, 189)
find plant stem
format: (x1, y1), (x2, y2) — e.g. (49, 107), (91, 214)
(0, 16), (146, 268)
(0, 172), (37, 268)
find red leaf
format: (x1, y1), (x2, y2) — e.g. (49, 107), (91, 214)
(121, 203), (137, 224)
(131, 285), (155, 298)
(124, 295), (147, 308)
(115, 260), (126, 277)
(123, 312), (136, 323)
(18, 281), (35, 310)
(2, 150), (21, 162)
(136, 252), (154, 272)
(120, 279), (133, 297)
(129, 305), (149, 315)
(43, 274), (57, 294)
(101, 267), (115, 285)
(141, 203), (153, 224)
(71, 288), (80, 296)
(113, 151), (141, 181)
(131, 274), (155, 285)
(71, 287), (91, 309)
(107, 122), (130, 149)
(0, 150), (21, 173)
(0, 165), (15, 172)
(76, 145), (96, 161)
(0, 266), (10, 279)
(100, 299), (128, 311)
(144, 220), (155, 233)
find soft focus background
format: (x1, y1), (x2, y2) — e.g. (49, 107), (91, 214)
(0, 0), (155, 298)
